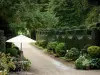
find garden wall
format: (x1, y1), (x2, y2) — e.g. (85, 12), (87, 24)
(36, 28), (92, 49)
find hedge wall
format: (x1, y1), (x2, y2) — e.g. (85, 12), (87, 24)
(36, 28), (92, 49)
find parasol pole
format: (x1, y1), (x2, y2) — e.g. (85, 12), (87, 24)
(20, 42), (23, 72)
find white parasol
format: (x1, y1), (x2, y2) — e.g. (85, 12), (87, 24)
(6, 35), (36, 71)
(6, 34), (36, 49)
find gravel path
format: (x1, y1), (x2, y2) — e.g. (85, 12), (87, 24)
(14, 43), (100, 75)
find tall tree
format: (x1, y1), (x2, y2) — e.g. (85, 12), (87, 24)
(48, 0), (83, 27)
(0, 0), (57, 35)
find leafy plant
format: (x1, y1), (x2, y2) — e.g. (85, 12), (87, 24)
(55, 43), (66, 57)
(87, 46), (100, 58)
(65, 48), (79, 61)
(23, 57), (31, 71)
(0, 52), (16, 73)
(90, 58), (100, 69)
(82, 59), (91, 69)
(36, 40), (48, 48)
(47, 41), (58, 53)
(75, 55), (91, 70)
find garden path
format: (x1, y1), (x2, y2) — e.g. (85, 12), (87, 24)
(14, 43), (100, 75)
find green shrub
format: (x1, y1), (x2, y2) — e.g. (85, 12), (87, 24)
(6, 48), (18, 57)
(0, 52), (16, 72)
(75, 55), (91, 69)
(82, 58), (91, 69)
(87, 46), (100, 58)
(88, 24), (96, 31)
(13, 47), (21, 56)
(90, 58), (100, 69)
(65, 48), (79, 61)
(47, 42), (58, 53)
(55, 43), (66, 57)
(35, 41), (40, 45)
(36, 40), (48, 48)
(75, 54), (100, 70)
(23, 57), (31, 71)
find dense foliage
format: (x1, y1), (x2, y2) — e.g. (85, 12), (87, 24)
(47, 41), (58, 53)
(0, 52), (16, 73)
(35, 40), (48, 48)
(65, 48), (80, 60)
(75, 54), (100, 70)
(0, 0), (100, 35)
(75, 55), (91, 69)
(75, 46), (100, 70)
(55, 43), (66, 57)
(36, 28), (92, 49)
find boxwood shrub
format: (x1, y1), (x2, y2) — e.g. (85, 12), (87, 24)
(87, 46), (100, 58)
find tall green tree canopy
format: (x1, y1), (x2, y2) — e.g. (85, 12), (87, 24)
(0, 0), (100, 34)
(0, 0), (57, 34)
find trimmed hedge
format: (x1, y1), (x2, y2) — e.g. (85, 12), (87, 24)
(36, 28), (92, 49)
(91, 27), (100, 46)
(75, 29), (86, 35)
(87, 46), (100, 58)
(71, 35), (79, 48)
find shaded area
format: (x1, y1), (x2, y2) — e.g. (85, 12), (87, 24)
(0, 16), (16, 38)
(0, 16), (16, 49)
